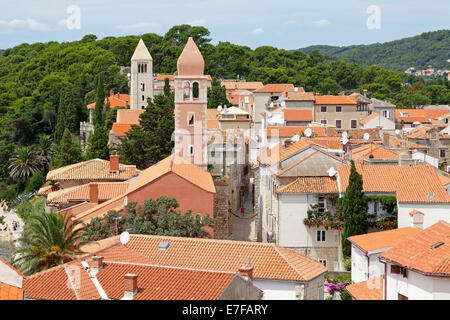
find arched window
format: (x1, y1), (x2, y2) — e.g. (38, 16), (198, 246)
(183, 81), (191, 100)
(192, 82), (199, 99)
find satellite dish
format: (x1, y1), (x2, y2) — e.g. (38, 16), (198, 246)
(291, 134), (300, 142)
(342, 131), (348, 139)
(217, 105), (222, 112)
(223, 105), (228, 112)
(395, 129), (400, 136)
(342, 137), (349, 145)
(120, 231), (130, 245)
(304, 128), (312, 137)
(363, 133), (370, 141)
(327, 167), (337, 177)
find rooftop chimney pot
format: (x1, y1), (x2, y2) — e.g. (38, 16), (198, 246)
(91, 255), (104, 269)
(89, 183), (99, 204)
(124, 273), (138, 295)
(110, 155), (120, 172)
(238, 266), (254, 281)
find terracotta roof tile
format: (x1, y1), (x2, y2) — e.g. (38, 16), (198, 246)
(86, 93), (130, 110)
(116, 109), (144, 124)
(266, 126), (326, 138)
(346, 276), (383, 300)
(37, 184), (60, 196)
(283, 109), (313, 121)
(284, 92), (314, 101)
(395, 109), (447, 120)
(305, 137), (342, 150)
(158, 74), (212, 81)
(381, 220), (450, 276)
(348, 228), (421, 253)
(258, 139), (312, 166)
(111, 123), (134, 137)
(96, 262), (236, 300)
(120, 234), (327, 282)
(254, 84), (295, 93)
(360, 112), (379, 124)
(221, 81), (264, 91)
(47, 182), (129, 205)
(337, 164), (450, 203)
(315, 95), (356, 105)
(47, 159), (137, 182)
(349, 144), (399, 161)
(278, 177), (338, 193)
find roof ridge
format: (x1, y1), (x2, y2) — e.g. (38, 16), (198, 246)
(104, 260), (236, 274)
(272, 245), (310, 281)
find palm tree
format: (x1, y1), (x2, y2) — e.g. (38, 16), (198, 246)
(8, 146), (39, 181)
(13, 213), (89, 275)
(34, 134), (54, 174)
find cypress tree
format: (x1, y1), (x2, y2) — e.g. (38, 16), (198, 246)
(52, 128), (83, 168)
(94, 73), (105, 126)
(341, 160), (368, 257)
(163, 77), (171, 97)
(86, 124), (110, 160)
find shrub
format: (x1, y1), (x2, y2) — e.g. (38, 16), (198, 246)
(24, 171), (44, 194)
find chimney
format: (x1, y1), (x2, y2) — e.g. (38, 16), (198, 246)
(110, 155), (120, 172)
(124, 274), (138, 297)
(363, 89), (368, 97)
(316, 92), (319, 96)
(89, 183), (99, 204)
(382, 133), (390, 147)
(91, 255), (104, 269)
(238, 266), (254, 281)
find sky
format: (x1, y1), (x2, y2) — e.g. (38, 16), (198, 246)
(0, 0), (449, 50)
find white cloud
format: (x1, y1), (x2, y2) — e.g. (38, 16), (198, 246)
(249, 27), (264, 35)
(117, 22), (161, 30)
(312, 19), (331, 27)
(0, 19), (51, 32)
(188, 18), (207, 26)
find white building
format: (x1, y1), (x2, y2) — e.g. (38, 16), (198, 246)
(360, 112), (395, 130)
(347, 221), (450, 300)
(348, 227), (420, 283)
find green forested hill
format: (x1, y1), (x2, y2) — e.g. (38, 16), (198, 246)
(0, 25), (448, 201)
(300, 30), (450, 71)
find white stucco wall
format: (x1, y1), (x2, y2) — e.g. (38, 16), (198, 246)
(362, 115), (395, 130)
(0, 259), (23, 288)
(385, 262), (450, 300)
(351, 245), (368, 283)
(253, 279), (297, 300)
(398, 202), (450, 229)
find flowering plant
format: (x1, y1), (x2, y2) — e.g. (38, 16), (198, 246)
(303, 205), (343, 230)
(324, 282), (350, 295)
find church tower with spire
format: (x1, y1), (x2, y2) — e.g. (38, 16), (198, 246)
(130, 38), (153, 110)
(174, 37), (208, 169)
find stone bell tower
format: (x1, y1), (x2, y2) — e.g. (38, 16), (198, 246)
(174, 37), (208, 169)
(130, 38), (153, 110)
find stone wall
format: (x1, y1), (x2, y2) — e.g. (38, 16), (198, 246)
(288, 246), (340, 271)
(80, 122), (94, 152)
(294, 274), (325, 300)
(213, 180), (231, 239)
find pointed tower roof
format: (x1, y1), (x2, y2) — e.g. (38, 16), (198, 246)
(177, 37), (204, 76)
(131, 39), (152, 60)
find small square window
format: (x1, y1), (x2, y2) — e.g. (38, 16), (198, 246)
(336, 106), (342, 112)
(440, 149), (446, 158)
(351, 119), (357, 129)
(188, 113), (195, 126)
(316, 230), (326, 242)
(320, 119), (327, 125)
(321, 106), (327, 113)
(335, 120), (342, 129)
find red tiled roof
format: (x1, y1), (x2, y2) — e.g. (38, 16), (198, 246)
(278, 177), (338, 193)
(221, 81), (264, 91)
(337, 164), (450, 203)
(258, 139), (313, 166)
(37, 184), (60, 196)
(0, 282), (23, 300)
(381, 220), (450, 276)
(315, 95), (356, 105)
(284, 92), (314, 101)
(305, 137), (342, 150)
(348, 228), (421, 253)
(116, 109), (144, 124)
(360, 112), (379, 125)
(266, 126), (326, 138)
(111, 123), (134, 137)
(97, 262), (236, 300)
(158, 74), (212, 81)
(395, 109), (447, 120)
(349, 144), (399, 161)
(46, 159), (137, 182)
(283, 109), (313, 121)
(254, 84), (295, 93)
(398, 116), (431, 124)
(83, 234), (328, 282)
(47, 182), (129, 205)
(86, 93), (130, 110)
(346, 276), (383, 300)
